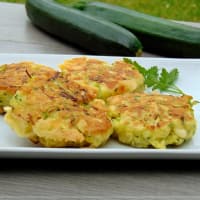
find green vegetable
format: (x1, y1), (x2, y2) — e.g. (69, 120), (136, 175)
(74, 1), (200, 58)
(123, 58), (184, 94)
(0, 65), (7, 72)
(25, 0), (143, 56)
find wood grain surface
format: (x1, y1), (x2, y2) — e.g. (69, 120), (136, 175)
(0, 2), (200, 200)
(1, 159), (200, 200)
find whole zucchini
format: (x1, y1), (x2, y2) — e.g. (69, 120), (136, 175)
(75, 1), (200, 58)
(25, 0), (142, 56)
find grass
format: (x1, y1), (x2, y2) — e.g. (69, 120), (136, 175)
(1, 0), (25, 3)
(1, 0), (200, 22)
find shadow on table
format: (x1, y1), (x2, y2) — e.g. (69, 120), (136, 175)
(0, 159), (199, 172)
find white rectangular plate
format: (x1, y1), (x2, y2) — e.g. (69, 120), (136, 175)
(0, 53), (200, 159)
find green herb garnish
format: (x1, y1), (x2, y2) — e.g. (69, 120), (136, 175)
(123, 58), (184, 94)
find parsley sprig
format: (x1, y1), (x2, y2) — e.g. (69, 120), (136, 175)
(124, 58), (184, 95)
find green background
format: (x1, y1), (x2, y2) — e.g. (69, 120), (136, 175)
(1, 0), (200, 22)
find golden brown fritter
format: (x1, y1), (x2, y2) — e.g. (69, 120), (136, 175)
(107, 92), (197, 149)
(5, 73), (113, 147)
(59, 57), (144, 99)
(3, 57), (197, 149)
(33, 99), (113, 147)
(0, 62), (56, 113)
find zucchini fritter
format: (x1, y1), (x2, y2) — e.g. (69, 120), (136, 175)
(0, 62), (56, 113)
(5, 73), (113, 147)
(107, 93), (197, 149)
(59, 57), (144, 99)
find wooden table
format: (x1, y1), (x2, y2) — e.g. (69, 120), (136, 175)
(1, 2), (200, 200)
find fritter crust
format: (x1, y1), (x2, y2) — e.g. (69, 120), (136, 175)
(59, 57), (144, 99)
(107, 93), (197, 149)
(0, 62), (56, 113)
(5, 73), (113, 147)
